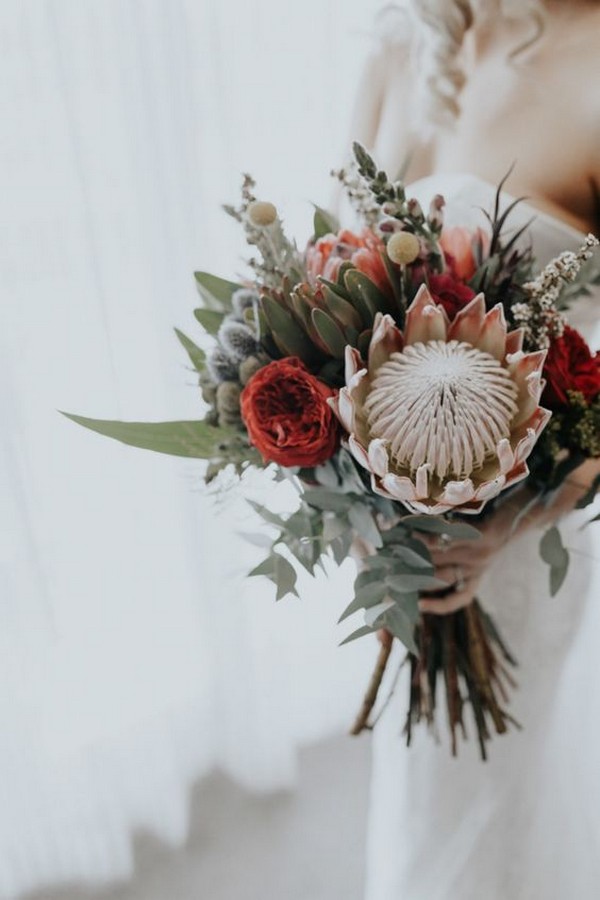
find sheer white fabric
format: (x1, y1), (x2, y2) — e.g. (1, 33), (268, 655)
(0, 1), (382, 896)
(365, 175), (600, 900)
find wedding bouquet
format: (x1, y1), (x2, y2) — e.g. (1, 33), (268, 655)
(65, 144), (600, 759)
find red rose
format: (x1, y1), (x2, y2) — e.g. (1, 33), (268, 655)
(428, 273), (476, 320)
(240, 357), (339, 467)
(542, 326), (600, 410)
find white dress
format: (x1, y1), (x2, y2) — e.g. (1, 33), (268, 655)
(364, 174), (600, 900)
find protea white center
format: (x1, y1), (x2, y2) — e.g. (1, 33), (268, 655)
(364, 340), (519, 480)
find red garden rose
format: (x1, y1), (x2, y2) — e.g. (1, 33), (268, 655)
(240, 357), (340, 467)
(428, 273), (476, 320)
(542, 325), (600, 410)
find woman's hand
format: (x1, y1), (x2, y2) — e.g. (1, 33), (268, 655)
(416, 502), (519, 616)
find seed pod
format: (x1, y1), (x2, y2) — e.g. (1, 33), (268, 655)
(218, 319), (259, 363)
(232, 288), (259, 319)
(207, 347), (238, 383)
(216, 380), (242, 416)
(219, 409), (243, 428)
(239, 354), (266, 386)
(204, 407), (219, 426)
(199, 371), (218, 405)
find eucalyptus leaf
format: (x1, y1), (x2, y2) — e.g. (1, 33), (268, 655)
(348, 504), (383, 548)
(313, 460), (342, 490)
(304, 489), (352, 514)
(386, 573), (449, 593)
(339, 624), (376, 646)
(539, 526), (570, 596)
(338, 581), (388, 623)
(406, 516), (481, 541)
(381, 603), (418, 655)
(329, 530), (353, 565)
(322, 514), (349, 543)
(390, 543), (433, 570)
(248, 551), (299, 600)
(61, 413), (235, 459)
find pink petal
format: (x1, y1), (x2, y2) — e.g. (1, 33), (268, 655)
(509, 350), (548, 426)
(448, 293), (486, 345)
(336, 387), (355, 433)
(496, 437), (515, 474)
(406, 303), (448, 346)
(415, 464), (430, 499)
(512, 409), (552, 463)
(505, 329), (524, 355)
(478, 304), (507, 360)
(474, 475), (506, 503)
(404, 499), (453, 515)
(348, 434), (370, 470)
(344, 345), (363, 382)
(380, 472), (419, 502)
(503, 462), (529, 490)
(439, 479), (476, 506)
(404, 284), (448, 346)
(367, 438), (389, 477)
(368, 313), (404, 373)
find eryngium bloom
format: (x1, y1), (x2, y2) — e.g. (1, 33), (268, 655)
(329, 285), (551, 515)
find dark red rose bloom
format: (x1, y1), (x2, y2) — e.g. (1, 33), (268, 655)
(542, 325), (600, 410)
(428, 273), (476, 320)
(240, 357), (339, 467)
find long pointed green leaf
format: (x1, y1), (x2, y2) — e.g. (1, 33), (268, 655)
(312, 204), (340, 240)
(194, 272), (242, 311)
(311, 308), (347, 359)
(174, 328), (206, 372)
(194, 308), (225, 336)
(261, 296), (317, 359)
(61, 413), (234, 459)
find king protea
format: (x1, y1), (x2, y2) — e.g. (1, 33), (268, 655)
(329, 285), (551, 515)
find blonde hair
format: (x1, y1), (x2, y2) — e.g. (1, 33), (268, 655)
(377, 0), (545, 129)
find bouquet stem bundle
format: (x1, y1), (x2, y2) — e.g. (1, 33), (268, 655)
(352, 601), (518, 760)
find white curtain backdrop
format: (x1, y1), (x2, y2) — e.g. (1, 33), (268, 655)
(0, 1), (383, 895)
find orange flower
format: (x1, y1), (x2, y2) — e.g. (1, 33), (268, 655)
(306, 229), (366, 283)
(352, 244), (393, 297)
(440, 226), (489, 281)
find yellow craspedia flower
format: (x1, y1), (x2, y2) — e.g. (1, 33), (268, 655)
(387, 231), (420, 266)
(247, 200), (278, 227)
